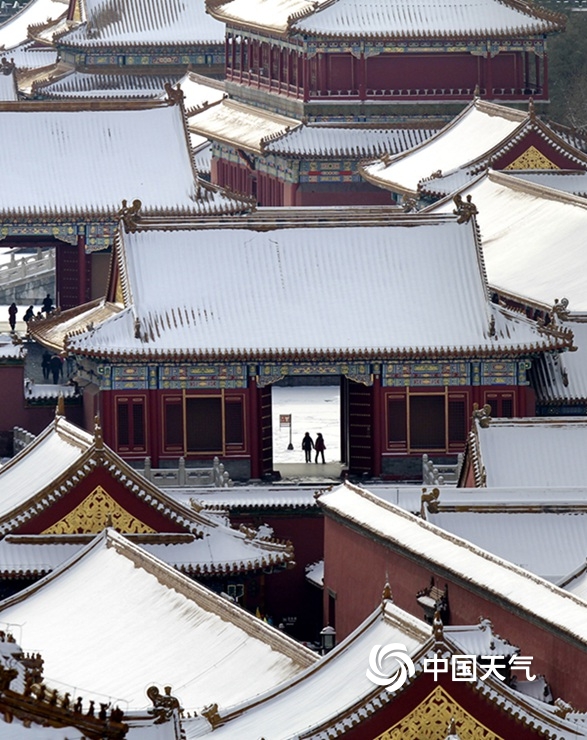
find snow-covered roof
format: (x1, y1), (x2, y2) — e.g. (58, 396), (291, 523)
(361, 99), (526, 195)
(465, 416), (587, 488)
(318, 482), (587, 647)
(64, 215), (569, 360)
(0, 415), (92, 526)
(58, 0), (225, 48)
(0, 0), (68, 51)
(506, 170), (587, 198)
(208, 0), (563, 38)
(183, 598), (430, 738)
(425, 507), (587, 582)
(1, 40), (58, 71)
(34, 70), (182, 99)
(532, 318), (587, 404)
(0, 102), (240, 218)
(174, 71), (225, 116)
(0, 415), (293, 575)
(0, 341), (24, 359)
(0, 68), (17, 100)
(428, 170), (587, 311)
(264, 124), (438, 158)
(189, 99), (301, 155)
(0, 529), (315, 711)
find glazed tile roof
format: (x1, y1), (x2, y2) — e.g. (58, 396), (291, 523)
(183, 599), (430, 739)
(264, 124), (438, 158)
(507, 170), (587, 197)
(65, 215), (569, 360)
(466, 416), (587, 488)
(34, 70), (182, 99)
(0, 103), (242, 217)
(426, 507), (587, 582)
(0, 69), (17, 100)
(361, 99), (526, 195)
(209, 0), (564, 37)
(0, 530), (315, 711)
(428, 170), (587, 311)
(2, 41), (58, 71)
(0, 0), (67, 51)
(532, 319), (587, 404)
(59, 0), (225, 47)
(175, 71), (226, 116)
(189, 99), (301, 154)
(319, 482), (587, 648)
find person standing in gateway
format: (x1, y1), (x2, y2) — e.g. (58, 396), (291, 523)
(301, 432), (314, 463)
(314, 433), (326, 464)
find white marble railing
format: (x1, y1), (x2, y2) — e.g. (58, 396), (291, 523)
(141, 456), (233, 488)
(0, 249), (55, 285)
(422, 453), (464, 486)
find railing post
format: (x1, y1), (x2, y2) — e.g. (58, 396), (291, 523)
(178, 457), (186, 486)
(143, 456), (151, 481)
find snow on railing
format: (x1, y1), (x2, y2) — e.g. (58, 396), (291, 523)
(422, 453), (463, 486)
(142, 456), (232, 488)
(13, 426), (36, 455)
(0, 249), (55, 285)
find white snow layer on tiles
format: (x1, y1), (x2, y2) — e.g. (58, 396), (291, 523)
(68, 220), (554, 356)
(319, 483), (587, 645)
(426, 510), (587, 582)
(431, 171), (587, 311)
(535, 320), (587, 402)
(0, 0), (67, 51)
(264, 125), (437, 157)
(0, 532), (311, 711)
(0, 422), (90, 525)
(363, 102), (524, 193)
(176, 73), (225, 115)
(293, 0), (560, 36)
(0, 106), (200, 215)
(0, 718), (87, 739)
(182, 601), (430, 740)
(61, 0), (224, 45)
(210, 0), (330, 34)
(39, 71), (180, 99)
(475, 419), (587, 487)
(510, 171), (587, 197)
(0, 71), (17, 101)
(189, 100), (301, 154)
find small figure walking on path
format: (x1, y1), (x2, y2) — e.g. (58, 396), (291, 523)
(41, 350), (52, 381)
(42, 294), (54, 316)
(302, 432), (314, 463)
(314, 433), (326, 464)
(8, 302), (17, 332)
(50, 354), (63, 384)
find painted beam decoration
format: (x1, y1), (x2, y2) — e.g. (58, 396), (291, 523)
(383, 360), (531, 386)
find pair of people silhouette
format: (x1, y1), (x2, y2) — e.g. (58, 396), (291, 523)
(301, 432), (326, 464)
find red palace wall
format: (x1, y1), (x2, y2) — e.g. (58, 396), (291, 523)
(228, 509), (324, 641)
(0, 364), (82, 456)
(323, 515), (585, 708)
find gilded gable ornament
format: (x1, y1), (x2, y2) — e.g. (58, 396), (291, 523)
(41, 485), (156, 535)
(374, 685), (505, 739)
(504, 145), (559, 170)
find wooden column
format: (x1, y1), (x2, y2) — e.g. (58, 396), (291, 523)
(484, 53), (493, 97)
(357, 53), (366, 99)
(371, 372), (383, 477)
(248, 376), (261, 479)
(77, 233), (88, 306)
(542, 52), (548, 99)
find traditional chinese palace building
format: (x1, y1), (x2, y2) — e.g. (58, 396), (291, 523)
(0, 97), (249, 311)
(31, 209), (573, 481)
(0, 411), (293, 606)
(187, 0), (565, 206)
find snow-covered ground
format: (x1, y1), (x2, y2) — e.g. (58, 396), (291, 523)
(272, 385), (341, 463)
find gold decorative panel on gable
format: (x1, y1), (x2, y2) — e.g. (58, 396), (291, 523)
(373, 685), (504, 739)
(42, 485), (156, 534)
(504, 145), (559, 170)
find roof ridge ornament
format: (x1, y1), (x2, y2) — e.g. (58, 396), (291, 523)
(472, 402), (492, 428)
(164, 82), (185, 107)
(421, 487), (440, 515)
(452, 194), (478, 224)
(528, 96), (536, 122)
(94, 414), (104, 452)
(118, 199), (142, 233)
